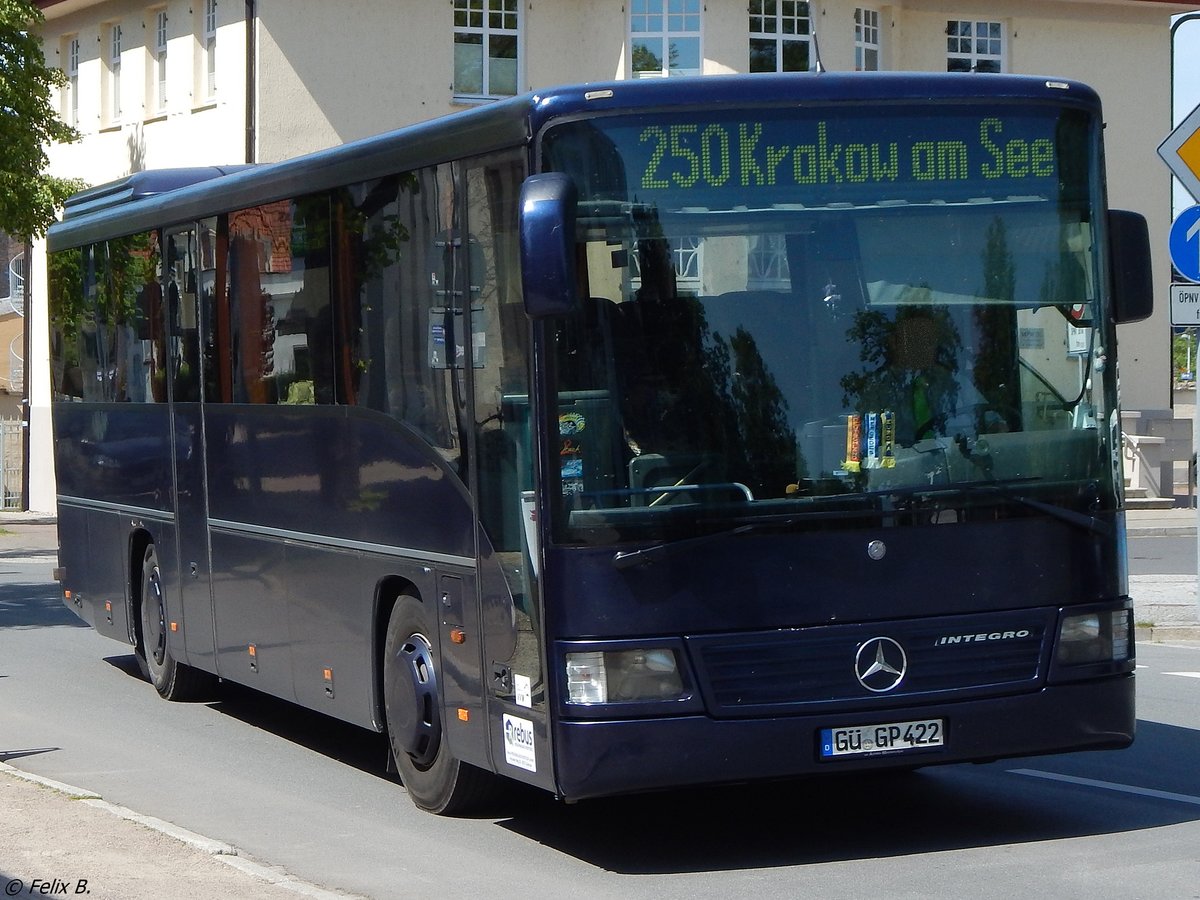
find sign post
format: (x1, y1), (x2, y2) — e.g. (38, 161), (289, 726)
(1161, 12), (1200, 625)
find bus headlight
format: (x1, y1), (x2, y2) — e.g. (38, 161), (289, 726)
(565, 648), (684, 704)
(1057, 609), (1131, 665)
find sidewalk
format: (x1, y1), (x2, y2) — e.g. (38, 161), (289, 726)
(0, 764), (349, 900)
(1124, 507), (1200, 643)
(1124, 505), (1199, 538)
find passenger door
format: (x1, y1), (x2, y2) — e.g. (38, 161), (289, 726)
(163, 224), (218, 672)
(465, 152), (555, 791)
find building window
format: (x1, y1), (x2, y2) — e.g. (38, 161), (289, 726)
(453, 0), (519, 99)
(855, 8), (880, 71)
(151, 7), (168, 112)
(629, 235), (702, 293)
(104, 23), (123, 124)
(63, 35), (80, 126)
(946, 19), (1003, 73)
(631, 0), (701, 78)
(748, 234), (790, 288)
(748, 0), (810, 74)
(201, 0), (217, 99)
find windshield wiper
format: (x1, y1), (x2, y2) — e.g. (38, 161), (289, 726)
(612, 525), (757, 570)
(610, 506), (883, 570)
(977, 485), (1111, 536)
(883, 478), (1111, 537)
(611, 481), (1110, 571)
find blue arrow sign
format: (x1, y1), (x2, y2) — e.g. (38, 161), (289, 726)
(1169, 205), (1200, 283)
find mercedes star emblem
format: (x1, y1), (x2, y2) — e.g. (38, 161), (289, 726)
(855, 636), (908, 693)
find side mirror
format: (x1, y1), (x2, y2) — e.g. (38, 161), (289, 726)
(519, 173), (578, 319)
(1108, 209), (1153, 324)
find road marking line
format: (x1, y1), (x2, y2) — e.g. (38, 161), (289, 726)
(1010, 768), (1200, 807)
(1164, 672), (1200, 679)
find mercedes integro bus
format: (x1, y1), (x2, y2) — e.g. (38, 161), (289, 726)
(48, 73), (1153, 814)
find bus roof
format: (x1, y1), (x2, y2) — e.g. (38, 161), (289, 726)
(48, 72), (1101, 252)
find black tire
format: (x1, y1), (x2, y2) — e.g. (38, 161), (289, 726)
(136, 544), (215, 701)
(383, 595), (498, 815)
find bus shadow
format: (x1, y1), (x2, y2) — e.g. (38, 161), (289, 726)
(102, 655), (391, 774)
(497, 720), (1200, 873)
(103, 654), (143, 679)
(0, 582), (86, 629)
(205, 681), (390, 774)
(95, 654), (1200, 873)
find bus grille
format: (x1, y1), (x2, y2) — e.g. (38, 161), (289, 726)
(687, 610), (1055, 717)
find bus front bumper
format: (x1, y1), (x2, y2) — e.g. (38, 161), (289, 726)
(551, 675), (1134, 801)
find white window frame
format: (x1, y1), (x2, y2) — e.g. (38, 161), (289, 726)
(152, 7), (168, 113)
(855, 7), (880, 72)
(453, 0), (521, 101)
(946, 19), (1005, 73)
(105, 23), (123, 125)
(748, 0), (811, 74)
(202, 0), (217, 100)
(630, 0), (702, 79)
(64, 35), (80, 126)
(747, 234), (790, 290)
(629, 235), (703, 294)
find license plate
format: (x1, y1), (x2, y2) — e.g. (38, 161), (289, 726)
(820, 719), (944, 759)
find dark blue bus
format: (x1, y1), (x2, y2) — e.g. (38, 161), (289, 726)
(48, 73), (1152, 814)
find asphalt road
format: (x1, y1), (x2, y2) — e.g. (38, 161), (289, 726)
(2, 559), (1199, 900)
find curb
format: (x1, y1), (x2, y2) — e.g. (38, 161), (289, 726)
(0, 762), (363, 899)
(1136, 625), (1200, 643)
(1126, 526), (1196, 537)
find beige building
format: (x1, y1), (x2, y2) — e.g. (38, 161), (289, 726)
(30, 0), (1194, 511)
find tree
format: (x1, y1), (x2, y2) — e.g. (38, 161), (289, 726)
(0, 0), (82, 238)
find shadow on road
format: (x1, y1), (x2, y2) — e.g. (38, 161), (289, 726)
(0, 582), (84, 629)
(207, 681), (391, 774)
(102, 655), (391, 774)
(97, 649), (1200, 875)
(495, 720), (1200, 873)
(0, 748), (60, 764)
(86, 629), (1200, 876)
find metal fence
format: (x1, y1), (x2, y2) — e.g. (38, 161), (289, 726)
(0, 417), (24, 510)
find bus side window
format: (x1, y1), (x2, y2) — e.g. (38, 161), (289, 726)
(226, 196), (334, 406)
(48, 245), (87, 401)
(339, 165), (465, 468)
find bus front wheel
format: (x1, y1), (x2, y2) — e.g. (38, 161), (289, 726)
(135, 544), (213, 701)
(383, 595), (496, 815)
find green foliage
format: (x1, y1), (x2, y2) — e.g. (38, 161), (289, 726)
(1174, 329), (1197, 381)
(0, 0), (84, 237)
(632, 42), (678, 74)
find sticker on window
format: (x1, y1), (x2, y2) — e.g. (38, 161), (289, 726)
(515, 673), (532, 708)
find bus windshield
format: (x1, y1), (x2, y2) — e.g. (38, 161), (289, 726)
(541, 102), (1116, 545)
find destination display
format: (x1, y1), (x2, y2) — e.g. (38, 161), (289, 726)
(543, 105), (1090, 208)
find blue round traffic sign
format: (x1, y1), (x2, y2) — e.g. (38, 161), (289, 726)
(1169, 205), (1200, 283)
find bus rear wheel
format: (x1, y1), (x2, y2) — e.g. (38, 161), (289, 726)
(136, 544), (214, 701)
(383, 595), (497, 815)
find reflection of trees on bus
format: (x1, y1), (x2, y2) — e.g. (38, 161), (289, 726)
(972, 217), (1019, 433)
(47, 233), (163, 402)
(840, 304), (962, 446)
(725, 326), (796, 495)
(613, 286), (796, 499)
